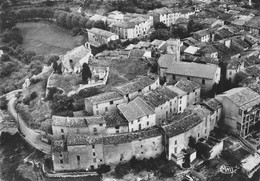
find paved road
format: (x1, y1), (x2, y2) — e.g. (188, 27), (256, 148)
(8, 97), (51, 154)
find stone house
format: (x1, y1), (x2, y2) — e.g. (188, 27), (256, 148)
(226, 58), (245, 83)
(112, 76), (160, 102)
(140, 86), (178, 124)
(85, 91), (127, 116)
(104, 110), (129, 134)
(118, 97), (156, 132)
(215, 87), (260, 137)
(87, 28), (119, 47)
(51, 116), (106, 139)
(244, 16), (260, 36)
(172, 79), (201, 107)
(193, 29), (211, 43)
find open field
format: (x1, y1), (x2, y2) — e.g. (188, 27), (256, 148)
(16, 21), (85, 57)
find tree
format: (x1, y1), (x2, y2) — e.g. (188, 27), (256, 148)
(97, 164), (111, 175)
(1, 1), (9, 10)
(51, 93), (74, 113)
(188, 136), (196, 148)
(0, 53), (10, 62)
(150, 29), (171, 41)
(93, 20), (107, 30)
(196, 142), (211, 159)
(160, 161), (177, 177)
(154, 22), (168, 30)
(47, 55), (59, 66)
(82, 63), (92, 83)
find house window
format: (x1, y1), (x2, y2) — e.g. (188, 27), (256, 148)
(179, 107), (182, 111)
(198, 133), (200, 138)
(93, 158), (96, 163)
(59, 154), (63, 158)
(131, 121), (133, 124)
(61, 129), (64, 133)
(147, 121), (149, 126)
(138, 89), (142, 93)
(205, 129), (207, 134)
(138, 119), (140, 122)
(77, 156), (80, 165)
(93, 152), (96, 157)
(202, 79), (205, 85)
(229, 71), (232, 75)
(174, 147), (177, 154)
(195, 92), (197, 96)
(96, 110), (99, 115)
(77, 129), (79, 134)
(175, 140), (177, 145)
(105, 107), (108, 112)
(172, 75), (176, 80)
(110, 101), (113, 105)
(147, 115), (149, 118)
(149, 86), (151, 90)
(187, 77), (190, 80)
(99, 123), (103, 126)
(60, 160), (63, 164)
(120, 154), (124, 161)
(132, 128), (134, 132)
(62, 135), (65, 139)
(96, 105), (98, 108)
(93, 127), (97, 134)
(139, 124), (141, 130)
(239, 109), (243, 115)
(92, 145), (95, 149)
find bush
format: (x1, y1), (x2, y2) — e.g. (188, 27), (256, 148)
(0, 53), (11, 62)
(114, 162), (131, 178)
(97, 164), (111, 175)
(0, 96), (8, 110)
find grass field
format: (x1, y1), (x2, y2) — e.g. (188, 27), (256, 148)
(16, 21), (85, 57)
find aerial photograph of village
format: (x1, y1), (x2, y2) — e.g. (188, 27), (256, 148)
(2, 0), (260, 180)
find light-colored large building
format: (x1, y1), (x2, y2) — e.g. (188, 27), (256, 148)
(87, 28), (119, 47)
(216, 87), (260, 137)
(165, 62), (221, 94)
(109, 16), (153, 39)
(118, 97), (156, 132)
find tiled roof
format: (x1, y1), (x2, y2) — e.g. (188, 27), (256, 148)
(88, 27), (116, 38)
(185, 105), (212, 117)
(193, 29), (210, 38)
(52, 116), (105, 127)
(118, 97), (154, 122)
(163, 112), (202, 137)
(113, 76), (156, 95)
(104, 110), (128, 127)
(158, 54), (176, 68)
(67, 134), (103, 146)
(166, 61), (219, 80)
(166, 85), (187, 97)
(226, 58), (244, 69)
(202, 98), (222, 111)
(198, 45), (218, 54)
(140, 87), (177, 108)
(244, 65), (260, 77)
(151, 39), (166, 47)
(245, 16), (260, 29)
(174, 79), (200, 93)
(184, 46), (200, 55)
(86, 91), (123, 104)
(221, 87), (260, 110)
(103, 127), (161, 144)
(231, 15), (253, 26)
(110, 21), (136, 29)
(215, 29), (233, 39)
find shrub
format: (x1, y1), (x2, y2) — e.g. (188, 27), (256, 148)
(114, 162), (131, 178)
(0, 96), (8, 110)
(97, 164), (111, 175)
(0, 53), (11, 62)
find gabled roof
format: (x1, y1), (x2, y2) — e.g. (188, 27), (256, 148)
(118, 97), (154, 122)
(174, 79), (200, 93)
(104, 110), (128, 127)
(140, 87), (178, 108)
(163, 112), (202, 137)
(158, 54), (176, 68)
(221, 87), (260, 110)
(185, 105), (212, 117)
(128, 49), (145, 58)
(86, 91), (123, 104)
(88, 28), (116, 38)
(52, 116), (105, 127)
(166, 61), (219, 80)
(193, 29), (210, 38)
(245, 16), (260, 29)
(201, 98), (222, 111)
(184, 46), (200, 55)
(198, 45), (218, 54)
(113, 76), (156, 95)
(67, 134), (103, 146)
